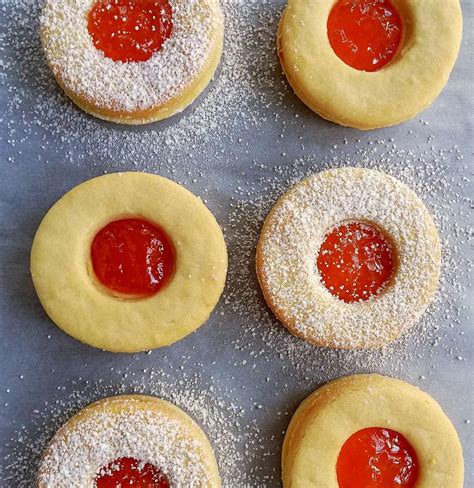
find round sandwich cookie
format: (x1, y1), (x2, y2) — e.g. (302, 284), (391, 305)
(282, 374), (464, 488)
(31, 172), (228, 353)
(36, 395), (221, 487)
(277, 0), (463, 129)
(41, 0), (224, 124)
(256, 167), (441, 349)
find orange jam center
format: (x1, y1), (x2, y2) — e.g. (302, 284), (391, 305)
(337, 427), (419, 488)
(88, 0), (173, 62)
(91, 218), (175, 297)
(95, 457), (170, 487)
(316, 221), (394, 303)
(327, 0), (402, 72)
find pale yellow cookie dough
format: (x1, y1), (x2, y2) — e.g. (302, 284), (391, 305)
(278, 0), (463, 129)
(37, 395), (221, 487)
(282, 375), (464, 487)
(31, 172), (228, 352)
(41, 0), (224, 125)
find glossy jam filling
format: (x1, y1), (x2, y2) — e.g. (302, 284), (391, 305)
(327, 0), (402, 72)
(316, 221), (394, 303)
(91, 218), (175, 297)
(88, 0), (173, 62)
(95, 457), (170, 487)
(337, 427), (419, 487)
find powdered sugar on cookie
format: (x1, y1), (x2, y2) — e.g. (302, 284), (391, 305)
(37, 396), (218, 487)
(41, 0), (220, 112)
(257, 168), (441, 349)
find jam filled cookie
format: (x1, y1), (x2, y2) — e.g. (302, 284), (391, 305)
(31, 172), (227, 352)
(36, 395), (221, 487)
(278, 0), (462, 129)
(41, 0), (224, 124)
(282, 375), (464, 487)
(256, 168), (440, 349)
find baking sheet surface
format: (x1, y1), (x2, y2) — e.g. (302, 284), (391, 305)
(0, 0), (473, 486)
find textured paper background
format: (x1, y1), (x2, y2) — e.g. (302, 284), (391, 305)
(0, 0), (472, 485)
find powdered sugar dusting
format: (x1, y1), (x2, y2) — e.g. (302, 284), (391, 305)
(41, 0), (220, 112)
(37, 396), (217, 487)
(257, 168), (441, 349)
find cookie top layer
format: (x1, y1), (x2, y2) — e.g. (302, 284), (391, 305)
(282, 375), (464, 488)
(257, 168), (440, 349)
(278, 0), (462, 129)
(36, 395), (221, 487)
(41, 0), (222, 113)
(31, 172), (228, 352)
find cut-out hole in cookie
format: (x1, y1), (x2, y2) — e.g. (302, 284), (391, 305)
(91, 217), (176, 298)
(88, 0), (173, 62)
(327, 0), (403, 72)
(337, 427), (419, 488)
(316, 221), (395, 303)
(95, 457), (170, 487)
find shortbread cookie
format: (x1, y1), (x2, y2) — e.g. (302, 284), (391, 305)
(31, 172), (228, 352)
(41, 0), (224, 124)
(282, 375), (464, 487)
(256, 168), (441, 349)
(278, 0), (462, 129)
(36, 395), (221, 487)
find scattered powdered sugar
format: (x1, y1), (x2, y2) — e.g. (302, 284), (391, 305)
(1, 368), (266, 487)
(223, 139), (472, 376)
(1, 0), (282, 168)
(41, 0), (220, 112)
